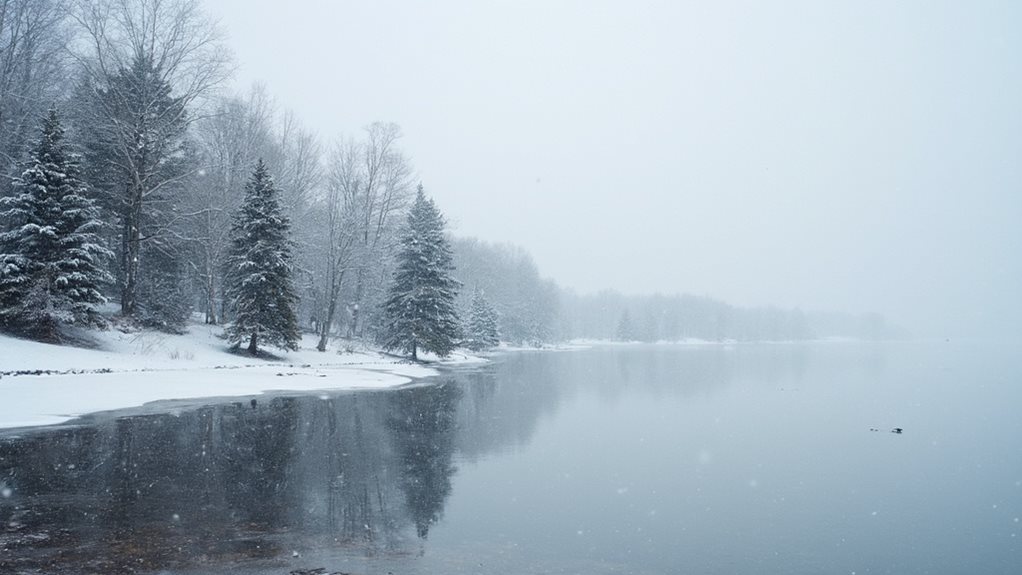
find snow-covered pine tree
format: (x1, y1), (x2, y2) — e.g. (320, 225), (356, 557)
(223, 160), (301, 354)
(0, 110), (112, 341)
(464, 287), (500, 351)
(616, 309), (636, 342)
(382, 186), (461, 360)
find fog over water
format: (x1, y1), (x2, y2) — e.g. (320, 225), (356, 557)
(208, 0), (1022, 339)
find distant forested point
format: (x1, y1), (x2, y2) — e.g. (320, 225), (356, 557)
(561, 291), (907, 342)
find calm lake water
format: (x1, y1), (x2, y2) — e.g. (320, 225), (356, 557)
(1, 342), (1020, 574)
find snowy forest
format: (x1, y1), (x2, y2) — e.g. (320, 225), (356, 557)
(0, 0), (896, 353)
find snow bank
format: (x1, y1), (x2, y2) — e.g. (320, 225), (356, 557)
(0, 324), (484, 430)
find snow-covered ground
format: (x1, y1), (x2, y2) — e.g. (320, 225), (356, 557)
(0, 323), (485, 430)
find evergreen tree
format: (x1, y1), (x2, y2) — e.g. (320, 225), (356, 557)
(135, 240), (192, 333)
(0, 110), (112, 340)
(616, 309), (636, 342)
(223, 160), (300, 354)
(464, 287), (500, 351)
(382, 186), (461, 360)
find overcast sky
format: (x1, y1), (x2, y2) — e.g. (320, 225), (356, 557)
(206, 0), (1021, 338)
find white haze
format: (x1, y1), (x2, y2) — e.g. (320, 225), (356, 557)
(207, 0), (1022, 339)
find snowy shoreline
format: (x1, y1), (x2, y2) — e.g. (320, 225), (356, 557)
(0, 329), (887, 431)
(0, 323), (485, 430)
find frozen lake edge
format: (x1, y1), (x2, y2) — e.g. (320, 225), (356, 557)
(0, 323), (487, 431)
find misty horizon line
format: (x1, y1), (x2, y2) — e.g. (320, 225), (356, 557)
(451, 234), (909, 340)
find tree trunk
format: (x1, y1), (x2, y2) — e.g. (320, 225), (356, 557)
(248, 332), (258, 355)
(352, 269), (365, 338)
(348, 304), (359, 339)
(119, 218), (131, 315)
(411, 341), (417, 362)
(317, 296), (336, 352)
(120, 186), (142, 317)
(204, 271), (217, 324)
(123, 223), (139, 315)
(317, 270), (345, 351)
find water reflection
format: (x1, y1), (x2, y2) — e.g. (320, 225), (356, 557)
(0, 344), (908, 574)
(389, 384), (460, 539)
(0, 383), (462, 573)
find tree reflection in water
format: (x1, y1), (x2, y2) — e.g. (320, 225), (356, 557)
(388, 383), (461, 540)
(0, 382), (461, 573)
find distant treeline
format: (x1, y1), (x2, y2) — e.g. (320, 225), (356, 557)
(558, 291), (907, 342)
(451, 238), (560, 345)
(446, 239), (904, 343)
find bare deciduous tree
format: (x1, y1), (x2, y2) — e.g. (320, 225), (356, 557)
(0, 0), (70, 185)
(315, 122), (412, 351)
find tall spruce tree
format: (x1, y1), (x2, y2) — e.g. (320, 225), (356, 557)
(382, 186), (461, 360)
(464, 287), (500, 351)
(0, 110), (112, 340)
(223, 160), (300, 354)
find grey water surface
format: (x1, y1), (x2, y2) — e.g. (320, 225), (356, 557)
(1, 342), (1019, 574)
